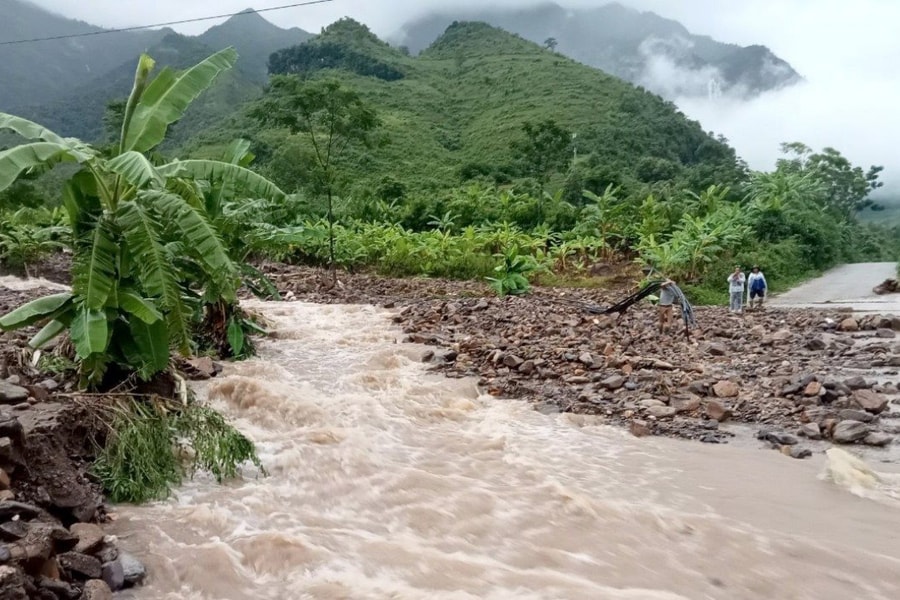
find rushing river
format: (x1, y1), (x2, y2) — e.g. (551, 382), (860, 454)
(111, 300), (900, 600)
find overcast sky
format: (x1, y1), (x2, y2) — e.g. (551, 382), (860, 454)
(28, 0), (900, 191)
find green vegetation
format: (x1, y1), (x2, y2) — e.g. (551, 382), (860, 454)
(93, 398), (264, 503)
(0, 48), (274, 502)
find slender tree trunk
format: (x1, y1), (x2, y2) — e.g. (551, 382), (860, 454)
(327, 187), (336, 284)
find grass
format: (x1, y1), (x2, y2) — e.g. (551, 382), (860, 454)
(91, 398), (264, 504)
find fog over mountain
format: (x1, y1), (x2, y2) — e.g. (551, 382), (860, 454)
(20, 0), (900, 191)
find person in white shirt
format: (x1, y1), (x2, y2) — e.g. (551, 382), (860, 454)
(727, 266), (746, 313)
(747, 265), (767, 309)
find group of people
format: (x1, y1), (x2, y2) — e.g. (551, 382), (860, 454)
(656, 265), (767, 335)
(727, 265), (767, 313)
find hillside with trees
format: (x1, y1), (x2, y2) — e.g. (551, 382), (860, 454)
(196, 19), (746, 201)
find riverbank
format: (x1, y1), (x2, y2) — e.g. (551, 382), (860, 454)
(262, 264), (900, 458)
(0, 281), (148, 598)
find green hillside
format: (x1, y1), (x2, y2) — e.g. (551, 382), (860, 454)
(194, 19), (744, 198)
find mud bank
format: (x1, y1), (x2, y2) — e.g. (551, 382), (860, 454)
(0, 282), (146, 599)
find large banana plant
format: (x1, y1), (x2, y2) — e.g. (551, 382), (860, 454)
(0, 48), (285, 387)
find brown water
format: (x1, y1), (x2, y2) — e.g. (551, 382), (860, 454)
(111, 301), (900, 600)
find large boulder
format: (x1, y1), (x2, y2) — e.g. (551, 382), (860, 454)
(832, 421), (870, 444)
(852, 390), (888, 414)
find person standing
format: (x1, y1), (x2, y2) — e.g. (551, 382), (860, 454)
(747, 265), (767, 309)
(727, 266), (746, 313)
(658, 278), (676, 334)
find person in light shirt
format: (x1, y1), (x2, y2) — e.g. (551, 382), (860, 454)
(727, 265), (746, 313)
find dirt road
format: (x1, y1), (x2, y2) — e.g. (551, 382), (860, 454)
(770, 262), (899, 312)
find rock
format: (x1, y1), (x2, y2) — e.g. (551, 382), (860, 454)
(838, 409), (874, 423)
(687, 381), (708, 395)
(629, 420), (652, 437)
(517, 360), (535, 375)
(37, 576), (76, 599)
(600, 375), (625, 390)
(706, 400), (732, 422)
(420, 350), (434, 362)
(876, 328), (896, 339)
(58, 552), (102, 580)
(712, 380), (739, 398)
(771, 329), (792, 342)
(800, 423), (822, 440)
(832, 420), (870, 444)
(0, 565), (27, 600)
(671, 395), (701, 413)
(852, 390), (889, 414)
(803, 381), (823, 396)
(0, 382), (28, 404)
(759, 429), (799, 445)
(502, 355), (523, 369)
(838, 317), (859, 332)
(788, 446), (812, 459)
(844, 376), (870, 390)
(81, 579), (113, 600)
(101, 560), (125, 592)
(0, 469), (9, 491)
(805, 336), (827, 351)
(37, 379), (59, 392)
(70, 524), (105, 555)
(0, 501), (42, 521)
(706, 342), (727, 356)
(119, 552), (146, 586)
(648, 406), (677, 419)
(750, 325), (766, 338)
(863, 433), (893, 447)
(578, 352), (595, 367)
(639, 399), (665, 409)
(0, 520), (28, 541)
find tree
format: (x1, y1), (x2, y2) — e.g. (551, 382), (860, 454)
(0, 48), (285, 386)
(544, 37), (558, 52)
(251, 76), (379, 274)
(512, 119), (571, 221)
(777, 142), (883, 217)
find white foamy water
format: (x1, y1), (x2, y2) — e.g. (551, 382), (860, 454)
(113, 301), (900, 600)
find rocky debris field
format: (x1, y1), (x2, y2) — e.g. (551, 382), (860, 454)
(263, 265), (900, 459)
(0, 285), (147, 600)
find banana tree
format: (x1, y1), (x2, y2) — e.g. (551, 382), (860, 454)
(0, 48), (285, 387)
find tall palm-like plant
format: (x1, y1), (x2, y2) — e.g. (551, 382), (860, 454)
(0, 48), (285, 386)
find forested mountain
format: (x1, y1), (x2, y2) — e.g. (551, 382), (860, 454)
(1, 1), (311, 140)
(394, 2), (802, 100)
(194, 19), (744, 199)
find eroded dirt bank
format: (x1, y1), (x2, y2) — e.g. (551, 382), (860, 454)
(0, 282), (145, 599)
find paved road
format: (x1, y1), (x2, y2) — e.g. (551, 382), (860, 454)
(770, 262), (899, 313)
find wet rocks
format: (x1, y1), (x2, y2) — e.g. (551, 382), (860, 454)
(863, 432), (893, 447)
(838, 318), (859, 332)
(648, 406), (677, 419)
(832, 421), (871, 444)
(81, 579), (113, 600)
(70, 524), (104, 554)
(758, 428), (799, 446)
(705, 400), (732, 423)
(0, 383), (28, 405)
(712, 380), (739, 398)
(852, 390), (888, 414)
(799, 422), (822, 440)
(119, 551), (146, 586)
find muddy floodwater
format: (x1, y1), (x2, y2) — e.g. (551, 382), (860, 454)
(112, 301), (900, 600)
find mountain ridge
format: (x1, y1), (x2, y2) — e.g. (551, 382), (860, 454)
(394, 2), (802, 100)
